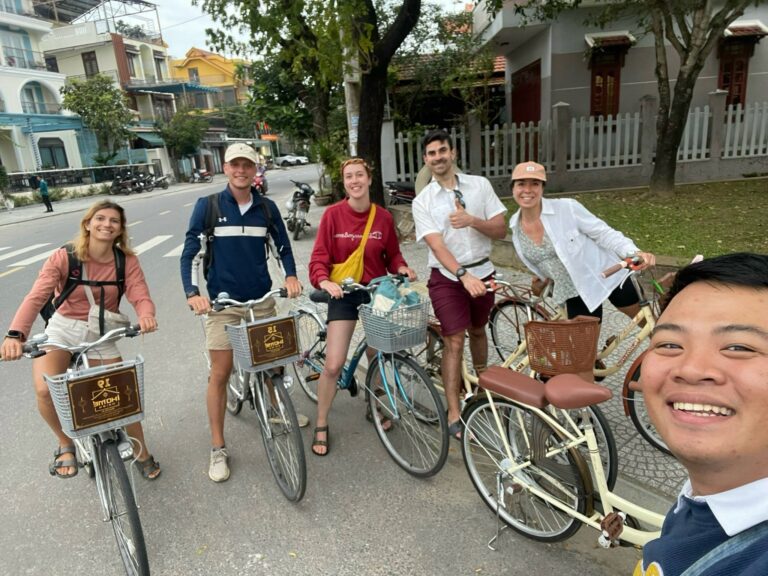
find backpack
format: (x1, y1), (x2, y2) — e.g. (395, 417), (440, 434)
(202, 191), (275, 280)
(40, 244), (126, 326)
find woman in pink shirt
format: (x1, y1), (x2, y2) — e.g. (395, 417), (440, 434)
(308, 158), (415, 456)
(1, 200), (161, 480)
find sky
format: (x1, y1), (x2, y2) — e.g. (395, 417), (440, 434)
(155, 0), (468, 60)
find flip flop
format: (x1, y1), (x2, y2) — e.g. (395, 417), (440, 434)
(448, 419), (463, 441)
(49, 445), (78, 479)
(366, 389), (393, 432)
(312, 426), (330, 456)
(134, 454), (161, 480)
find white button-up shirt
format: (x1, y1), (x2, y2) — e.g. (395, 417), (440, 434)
(412, 174), (507, 280)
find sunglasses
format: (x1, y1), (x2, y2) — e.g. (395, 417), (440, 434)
(453, 189), (466, 209)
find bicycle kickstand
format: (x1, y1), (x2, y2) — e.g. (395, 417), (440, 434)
(488, 470), (508, 551)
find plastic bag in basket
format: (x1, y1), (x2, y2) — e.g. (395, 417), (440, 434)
(371, 276), (420, 314)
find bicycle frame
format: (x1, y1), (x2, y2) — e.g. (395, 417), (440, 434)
(476, 387), (664, 547)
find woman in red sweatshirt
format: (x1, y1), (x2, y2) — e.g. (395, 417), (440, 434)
(308, 157), (415, 456)
(1, 200), (161, 480)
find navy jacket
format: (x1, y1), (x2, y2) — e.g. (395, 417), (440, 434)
(180, 186), (297, 301)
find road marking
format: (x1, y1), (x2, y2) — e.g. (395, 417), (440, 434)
(159, 210), (171, 216)
(164, 243), (184, 257)
(0, 243), (51, 262)
(128, 220), (144, 227)
(9, 248), (56, 267)
(0, 247), (10, 252)
(134, 235), (172, 255)
(0, 267), (23, 278)
(183, 202), (194, 207)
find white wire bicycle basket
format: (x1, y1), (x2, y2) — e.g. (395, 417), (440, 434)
(226, 314), (302, 372)
(359, 300), (429, 353)
(44, 356), (145, 439)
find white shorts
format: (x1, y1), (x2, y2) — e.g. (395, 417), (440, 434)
(45, 312), (121, 360)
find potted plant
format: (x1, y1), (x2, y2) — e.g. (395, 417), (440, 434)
(312, 139), (345, 206)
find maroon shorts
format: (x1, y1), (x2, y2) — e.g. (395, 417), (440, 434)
(427, 268), (495, 337)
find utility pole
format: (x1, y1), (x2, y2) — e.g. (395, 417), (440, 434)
(341, 29), (360, 156)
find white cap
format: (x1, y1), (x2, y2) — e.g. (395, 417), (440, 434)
(224, 143), (258, 164)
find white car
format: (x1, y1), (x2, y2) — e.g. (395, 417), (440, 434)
(274, 154), (309, 167)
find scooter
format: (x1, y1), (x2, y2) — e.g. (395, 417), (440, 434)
(253, 166), (268, 195)
(191, 168), (213, 183)
(385, 180), (416, 205)
(285, 180), (315, 240)
(152, 174), (170, 190)
(110, 170), (141, 195)
(135, 171), (154, 193)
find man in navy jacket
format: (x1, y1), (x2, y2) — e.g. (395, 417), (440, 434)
(181, 143), (302, 482)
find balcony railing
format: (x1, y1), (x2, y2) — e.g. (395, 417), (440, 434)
(21, 99), (62, 115)
(0, 1), (35, 17)
(65, 69), (120, 85)
(3, 46), (47, 70)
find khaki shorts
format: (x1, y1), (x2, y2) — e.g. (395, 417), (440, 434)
(205, 297), (277, 350)
(45, 312), (121, 360)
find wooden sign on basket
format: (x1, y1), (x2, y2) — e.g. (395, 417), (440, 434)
(246, 316), (299, 367)
(68, 367), (142, 431)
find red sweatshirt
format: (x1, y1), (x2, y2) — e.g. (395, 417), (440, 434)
(309, 200), (408, 288)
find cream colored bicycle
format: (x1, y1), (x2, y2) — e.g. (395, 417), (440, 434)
(461, 316), (665, 549)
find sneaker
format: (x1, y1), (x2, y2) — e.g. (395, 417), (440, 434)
(208, 447), (230, 482)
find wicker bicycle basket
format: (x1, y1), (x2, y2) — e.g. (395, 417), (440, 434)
(225, 313), (301, 372)
(524, 316), (600, 377)
(44, 356), (145, 439)
(359, 300), (429, 354)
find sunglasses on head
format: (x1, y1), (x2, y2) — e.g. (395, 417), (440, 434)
(453, 188), (466, 208)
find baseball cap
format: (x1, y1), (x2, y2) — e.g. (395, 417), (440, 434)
(511, 161), (547, 182)
(224, 143), (258, 164)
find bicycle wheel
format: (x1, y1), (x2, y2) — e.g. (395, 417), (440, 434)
(462, 398), (586, 542)
(409, 324), (443, 387)
(292, 311), (326, 403)
(490, 299), (549, 362)
(626, 365), (672, 455)
(366, 353), (448, 478)
(257, 373), (307, 502)
(553, 404), (618, 491)
(99, 440), (149, 575)
(226, 367), (250, 415)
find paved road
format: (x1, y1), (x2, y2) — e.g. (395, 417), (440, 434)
(0, 166), (679, 575)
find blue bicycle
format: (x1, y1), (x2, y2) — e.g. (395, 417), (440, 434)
(292, 277), (449, 478)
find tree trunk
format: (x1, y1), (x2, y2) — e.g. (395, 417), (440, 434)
(357, 68), (388, 206)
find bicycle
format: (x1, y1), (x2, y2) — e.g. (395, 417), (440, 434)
(461, 316), (666, 550)
(206, 289), (307, 502)
(292, 276), (449, 478)
(412, 276), (620, 494)
(11, 326), (150, 575)
(483, 259), (671, 454)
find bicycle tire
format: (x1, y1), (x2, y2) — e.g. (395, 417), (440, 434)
(462, 398), (586, 542)
(257, 373), (307, 502)
(365, 353), (448, 478)
(626, 365), (672, 455)
(100, 440), (150, 575)
(409, 324), (443, 388)
(226, 367), (250, 415)
(293, 221), (301, 240)
(489, 299), (549, 362)
(292, 310), (326, 403)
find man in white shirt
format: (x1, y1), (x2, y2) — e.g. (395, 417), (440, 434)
(411, 130), (507, 438)
(635, 252), (768, 576)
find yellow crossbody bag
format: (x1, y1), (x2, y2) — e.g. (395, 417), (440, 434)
(329, 204), (377, 283)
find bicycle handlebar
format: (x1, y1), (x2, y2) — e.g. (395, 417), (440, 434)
(211, 288), (288, 311)
(309, 274), (409, 304)
(10, 324), (142, 360)
(602, 256), (643, 278)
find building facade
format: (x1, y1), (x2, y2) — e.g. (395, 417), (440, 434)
(170, 47), (251, 111)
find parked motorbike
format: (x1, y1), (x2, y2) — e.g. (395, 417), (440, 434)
(253, 166), (268, 195)
(152, 173), (170, 190)
(135, 171), (154, 193)
(110, 170), (141, 195)
(191, 168), (213, 183)
(385, 180), (416, 205)
(284, 180), (315, 240)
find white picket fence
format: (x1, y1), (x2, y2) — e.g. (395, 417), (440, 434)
(390, 101), (768, 181)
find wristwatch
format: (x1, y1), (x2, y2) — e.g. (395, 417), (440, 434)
(5, 330), (23, 340)
(455, 267), (467, 279)
(185, 289), (200, 299)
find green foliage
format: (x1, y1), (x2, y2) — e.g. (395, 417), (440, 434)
(219, 105), (259, 139)
(60, 74), (134, 159)
(0, 165), (8, 192)
(157, 109), (209, 157)
(114, 19), (148, 40)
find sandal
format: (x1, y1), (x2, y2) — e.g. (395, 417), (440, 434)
(49, 445), (78, 479)
(134, 455), (161, 480)
(312, 426), (330, 457)
(366, 389), (393, 432)
(448, 419), (463, 442)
